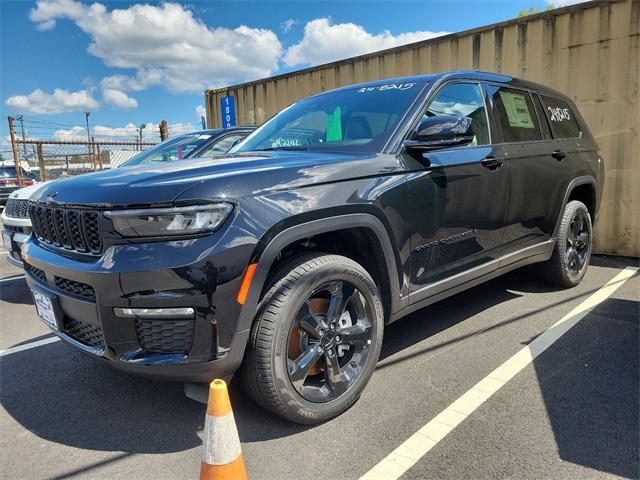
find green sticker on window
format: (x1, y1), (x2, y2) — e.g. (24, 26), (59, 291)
(500, 91), (534, 129)
(326, 106), (342, 142)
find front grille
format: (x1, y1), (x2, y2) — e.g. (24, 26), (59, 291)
(24, 262), (46, 283)
(5, 225), (30, 234)
(135, 319), (195, 354)
(29, 205), (103, 254)
(55, 276), (96, 300)
(63, 317), (104, 349)
(4, 198), (30, 218)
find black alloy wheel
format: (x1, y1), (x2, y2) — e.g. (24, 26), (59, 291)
(241, 253), (384, 424)
(565, 210), (591, 278)
(287, 280), (374, 403)
(539, 200), (593, 287)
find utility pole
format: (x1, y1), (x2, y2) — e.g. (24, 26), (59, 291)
(36, 142), (46, 182)
(84, 111), (91, 156)
(138, 123), (147, 150)
(17, 115), (27, 156)
(7, 116), (24, 187)
(159, 120), (168, 141)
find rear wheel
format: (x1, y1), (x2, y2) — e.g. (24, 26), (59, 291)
(540, 200), (593, 287)
(241, 253), (384, 424)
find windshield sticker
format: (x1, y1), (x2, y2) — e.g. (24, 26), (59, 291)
(270, 138), (303, 148)
(499, 91), (534, 129)
(547, 106), (571, 122)
(357, 83), (416, 93)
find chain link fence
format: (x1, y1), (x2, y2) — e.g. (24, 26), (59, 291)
(5, 116), (168, 184)
(14, 139), (157, 181)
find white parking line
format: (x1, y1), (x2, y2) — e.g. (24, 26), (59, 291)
(0, 336), (60, 357)
(0, 275), (25, 284)
(360, 266), (639, 480)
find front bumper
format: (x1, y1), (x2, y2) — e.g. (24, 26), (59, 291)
(22, 226), (256, 382)
(2, 225), (30, 267)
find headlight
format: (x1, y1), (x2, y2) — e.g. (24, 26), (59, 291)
(105, 203), (233, 237)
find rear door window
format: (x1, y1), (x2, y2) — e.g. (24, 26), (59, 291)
(488, 86), (542, 143)
(539, 95), (582, 139)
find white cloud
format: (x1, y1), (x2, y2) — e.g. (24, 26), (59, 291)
(99, 69), (165, 92)
(29, 0), (283, 92)
(35, 18), (56, 31)
(102, 88), (137, 109)
(283, 18), (448, 67)
(281, 18), (298, 33)
(4, 88), (98, 115)
(196, 104), (206, 119)
(54, 122), (197, 141)
(546, 0), (588, 7)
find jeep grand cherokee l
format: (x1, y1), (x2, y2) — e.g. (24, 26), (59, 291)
(23, 70), (602, 423)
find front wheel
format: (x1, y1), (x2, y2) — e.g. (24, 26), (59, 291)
(241, 253), (384, 424)
(541, 200), (593, 287)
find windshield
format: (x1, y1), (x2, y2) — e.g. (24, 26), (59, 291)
(122, 132), (217, 166)
(0, 167), (17, 178)
(233, 81), (426, 154)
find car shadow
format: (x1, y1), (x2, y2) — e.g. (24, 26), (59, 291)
(531, 296), (639, 478)
(0, 276), (33, 306)
(379, 271), (525, 363)
(1, 342), (204, 453)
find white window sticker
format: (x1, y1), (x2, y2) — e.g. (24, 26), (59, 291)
(357, 83), (416, 93)
(499, 91), (535, 129)
(547, 106), (571, 122)
(270, 138), (302, 147)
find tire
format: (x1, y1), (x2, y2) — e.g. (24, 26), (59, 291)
(540, 200), (593, 287)
(240, 253), (384, 424)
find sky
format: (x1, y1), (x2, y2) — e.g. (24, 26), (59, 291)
(0, 0), (587, 148)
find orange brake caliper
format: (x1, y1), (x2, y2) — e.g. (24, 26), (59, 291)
(288, 298), (329, 376)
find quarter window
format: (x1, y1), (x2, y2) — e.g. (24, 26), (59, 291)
(488, 86), (541, 143)
(539, 95), (582, 139)
(423, 83), (490, 146)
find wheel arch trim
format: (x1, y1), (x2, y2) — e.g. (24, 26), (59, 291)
(554, 175), (597, 237)
(235, 213), (403, 333)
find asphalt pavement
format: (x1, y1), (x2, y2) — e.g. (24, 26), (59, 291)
(1, 247), (638, 480)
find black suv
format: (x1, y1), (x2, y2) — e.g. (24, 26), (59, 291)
(23, 71), (603, 423)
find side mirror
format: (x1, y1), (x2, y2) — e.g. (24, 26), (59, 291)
(404, 115), (474, 151)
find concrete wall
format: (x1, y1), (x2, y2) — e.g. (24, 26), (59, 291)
(206, 0), (639, 257)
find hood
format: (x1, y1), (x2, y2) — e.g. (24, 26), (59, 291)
(31, 151), (402, 208)
(8, 180), (56, 200)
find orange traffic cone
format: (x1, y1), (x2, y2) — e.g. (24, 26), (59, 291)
(200, 379), (248, 480)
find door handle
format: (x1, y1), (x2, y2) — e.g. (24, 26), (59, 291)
(481, 156), (503, 170)
(552, 149), (567, 161)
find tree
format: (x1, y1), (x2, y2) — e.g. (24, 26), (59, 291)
(517, 5), (553, 17)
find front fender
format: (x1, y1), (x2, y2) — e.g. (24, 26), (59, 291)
(234, 212), (405, 333)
